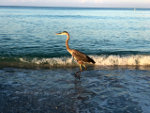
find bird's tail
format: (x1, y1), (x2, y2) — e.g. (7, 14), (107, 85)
(87, 56), (96, 64)
(91, 59), (96, 64)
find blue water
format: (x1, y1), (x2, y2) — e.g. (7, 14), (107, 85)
(1, 7), (150, 113)
(0, 6), (150, 67)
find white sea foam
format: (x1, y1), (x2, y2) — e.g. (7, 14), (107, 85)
(31, 57), (76, 66)
(19, 55), (150, 67)
(93, 55), (150, 66)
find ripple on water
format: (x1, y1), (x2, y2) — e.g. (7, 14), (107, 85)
(0, 67), (150, 113)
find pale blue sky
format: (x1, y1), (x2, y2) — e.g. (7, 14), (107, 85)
(0, 0), (150, 8)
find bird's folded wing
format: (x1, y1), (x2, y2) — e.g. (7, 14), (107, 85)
(72, 50), (93, 63)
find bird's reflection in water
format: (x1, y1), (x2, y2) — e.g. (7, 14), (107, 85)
(74, 78), (87, 102)
(74, 71), (81, 79)
(73, 76), (94, 112)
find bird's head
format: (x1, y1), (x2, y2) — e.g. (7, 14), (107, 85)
(56, 31), (69, 36)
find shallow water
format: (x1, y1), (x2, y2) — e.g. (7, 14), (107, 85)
(0, 67), (150, 113)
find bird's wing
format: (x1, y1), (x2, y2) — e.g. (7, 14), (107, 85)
(72, 49), (95, 64)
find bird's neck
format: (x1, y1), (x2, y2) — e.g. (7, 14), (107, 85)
(66, 33), (72, 54)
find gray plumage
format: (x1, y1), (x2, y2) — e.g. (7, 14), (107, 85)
(72, 49), (95, 64)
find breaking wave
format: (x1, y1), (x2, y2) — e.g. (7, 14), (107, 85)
(1, 55), (150, 68)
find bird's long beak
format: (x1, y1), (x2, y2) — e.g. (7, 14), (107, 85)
(56, 32), (61, 35)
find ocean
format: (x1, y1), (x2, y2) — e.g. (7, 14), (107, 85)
(0, 6), (150, 113)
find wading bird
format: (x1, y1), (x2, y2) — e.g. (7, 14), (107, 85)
(56, 31), (95, 73)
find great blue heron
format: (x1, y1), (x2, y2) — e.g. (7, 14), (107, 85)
(56, 31), (95, 71)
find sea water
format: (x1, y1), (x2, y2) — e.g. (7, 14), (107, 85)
(0, 6), (150, 67)
(0, 6), (150, 113)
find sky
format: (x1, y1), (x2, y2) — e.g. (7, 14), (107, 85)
(0, 0), (150, 8)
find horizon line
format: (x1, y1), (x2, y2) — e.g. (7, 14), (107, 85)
(0, 5), (150, 9)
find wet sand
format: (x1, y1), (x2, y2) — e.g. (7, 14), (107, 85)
(0, 67), (150, 113)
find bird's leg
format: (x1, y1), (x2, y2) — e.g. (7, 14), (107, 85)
(74, 61), (84, 79)
(72, 56), (74, 63)
(83, 64), (87, 70)
(75, 64), (82, 76)
(79, 64), (83, 71)
(77, 61), (83, 71)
